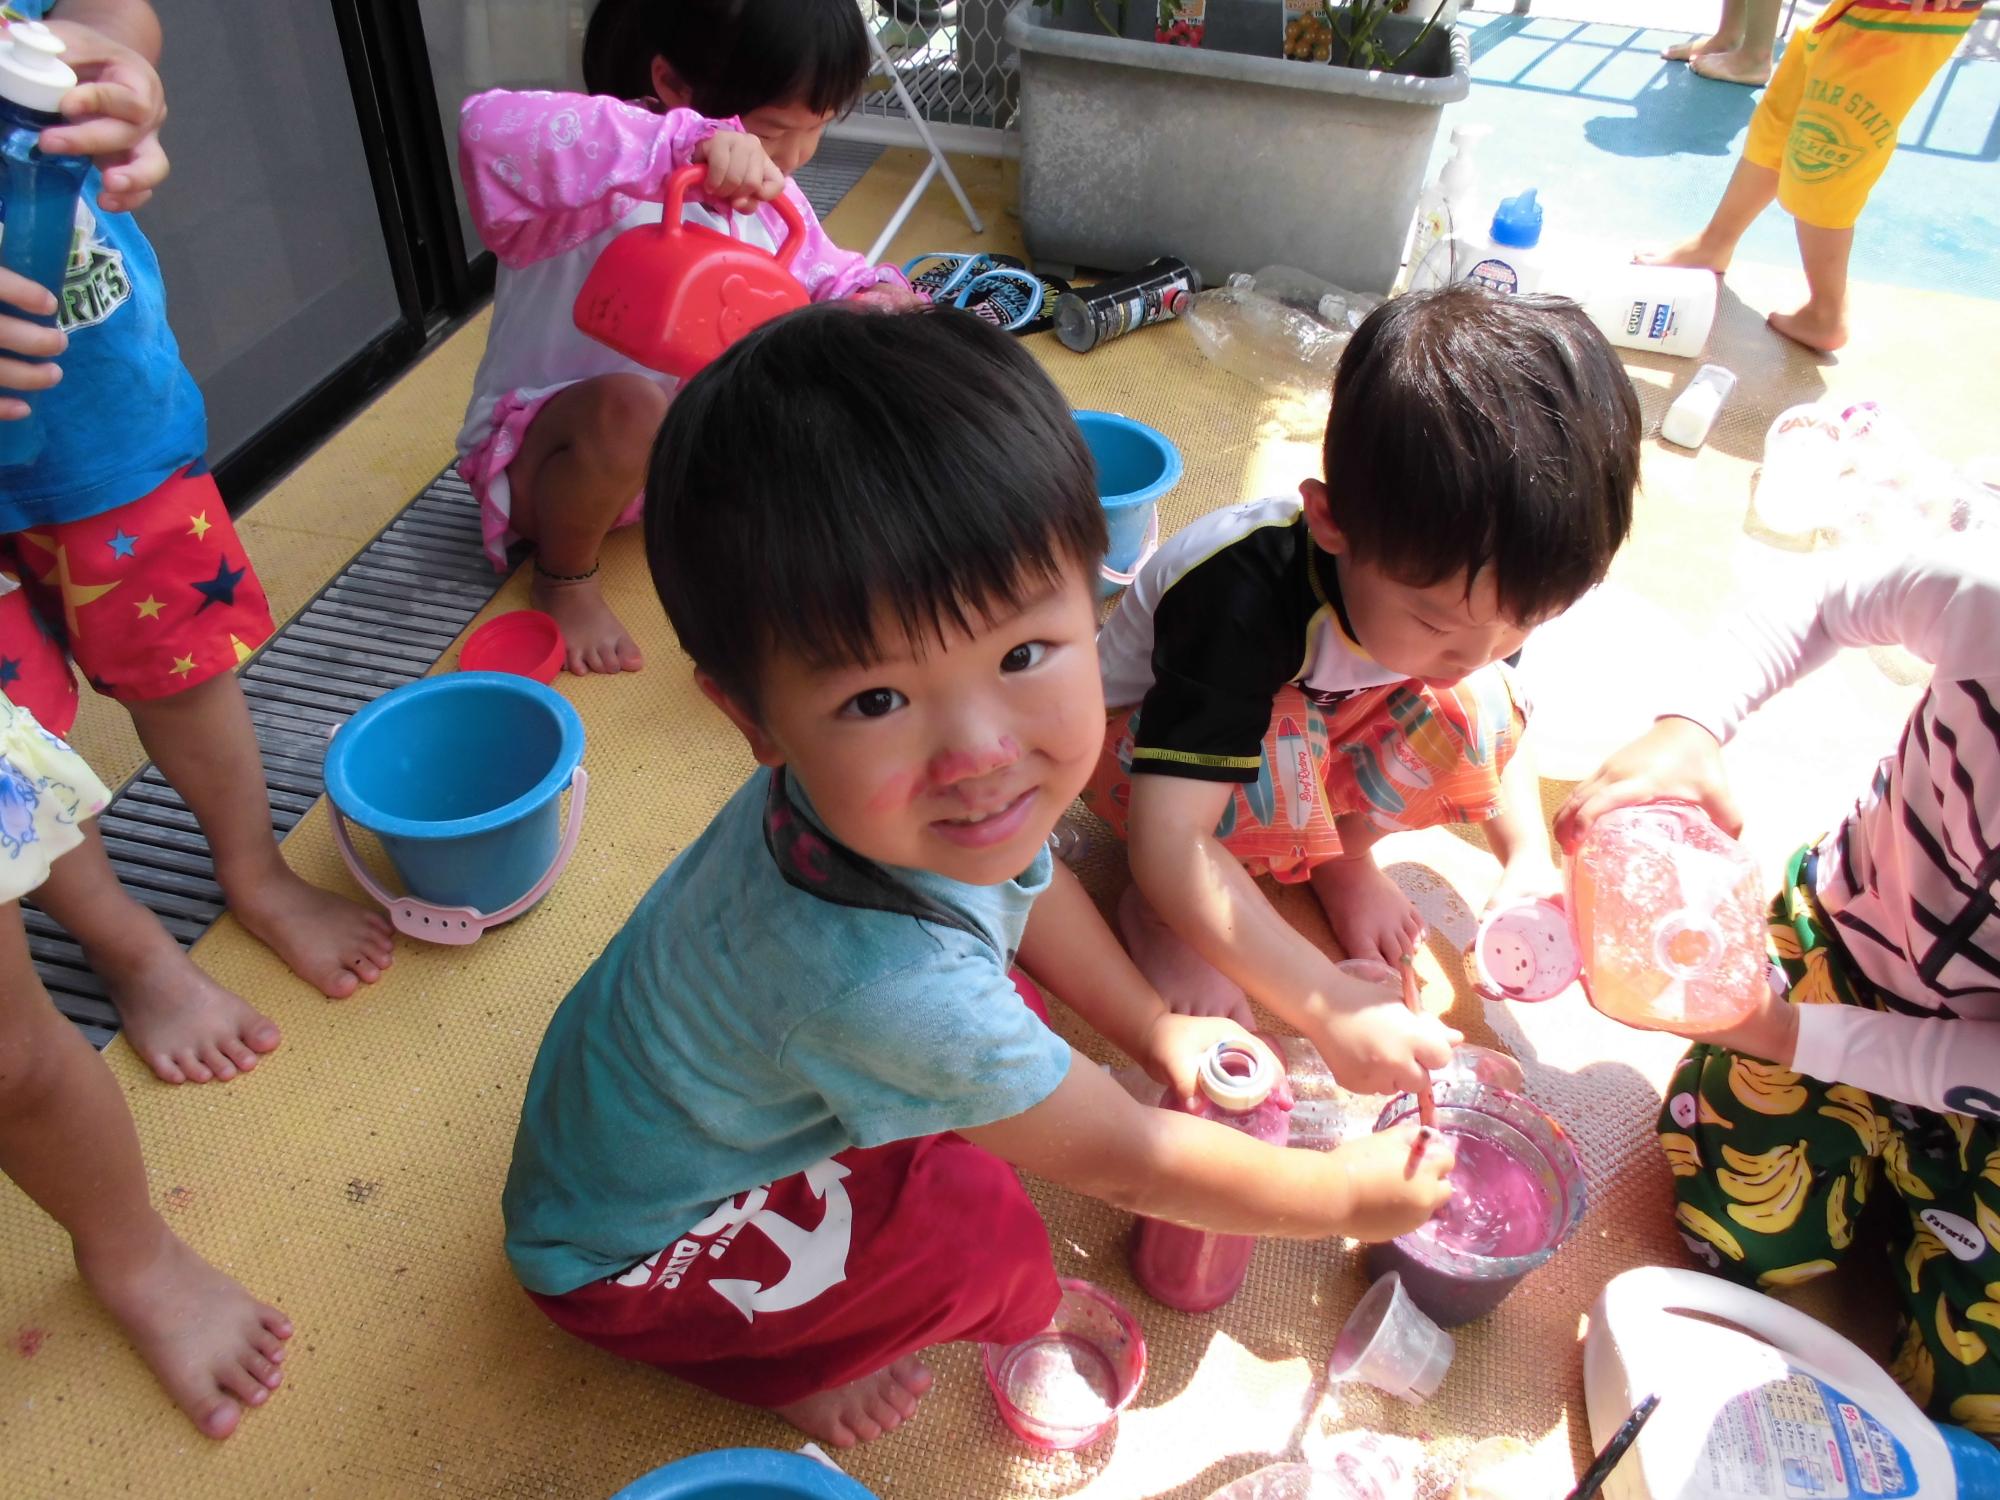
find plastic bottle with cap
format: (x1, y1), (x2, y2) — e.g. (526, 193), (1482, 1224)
(0, 19), (88, 468)
(1400, 123), (1487, 295)
(1457, 189), (1544, 297)
(1129, 1040), (1289, 1312)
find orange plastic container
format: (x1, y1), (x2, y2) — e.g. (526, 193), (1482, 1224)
(573, 164), (809, 379)
(1566, 802), (1766, 1035)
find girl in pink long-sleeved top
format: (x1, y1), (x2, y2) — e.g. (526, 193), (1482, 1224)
(455, 0), (916, 675)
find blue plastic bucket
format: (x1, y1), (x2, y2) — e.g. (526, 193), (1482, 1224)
(609, 1449), (880, 1499)
(324, 673), (585, 918)
(1075, 410), (1182, 598)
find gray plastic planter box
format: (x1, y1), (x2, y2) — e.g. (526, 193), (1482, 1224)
(1007, 0), (1471, 293)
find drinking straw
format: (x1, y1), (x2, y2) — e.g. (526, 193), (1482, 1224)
(1564, 1394), (1660, 1500)
(1398, 949), (1436, 1128)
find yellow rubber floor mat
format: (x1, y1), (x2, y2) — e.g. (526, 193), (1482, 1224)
(1, 145), (1989, 1496)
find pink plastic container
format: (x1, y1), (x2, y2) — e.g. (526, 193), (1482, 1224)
(981, 1279), (1145, 1450)
(1566, 801), (1765, 1035)
(1130, 1041), (1289, 1312)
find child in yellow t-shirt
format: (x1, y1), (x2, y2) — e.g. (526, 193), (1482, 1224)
(1644, 0), (1979, 352)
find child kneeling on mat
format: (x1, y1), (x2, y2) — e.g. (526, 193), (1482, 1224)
(501, 307), (1455, 1449)
(1555, 544), (2000, 1435)
(1082, 286), (1641, 1098)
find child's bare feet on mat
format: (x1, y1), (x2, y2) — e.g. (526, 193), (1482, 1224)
(775, 1356), (933, 1448)
(1638, 238), (1732, 276)
(225, 861), (393, 999)
(77, 1217), (291, 1440)
(1767, 303), (1847, 353)
(90, 922), (279, 1084)
(534, 573), (643, 675)
(1310, 854), (1424, 969)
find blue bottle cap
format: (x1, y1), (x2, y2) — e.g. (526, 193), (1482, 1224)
(1490, 189), (1543, 250)
(1940, 1421), (2000, 1499)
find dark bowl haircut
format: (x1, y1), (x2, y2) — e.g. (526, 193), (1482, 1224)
(583, 0), (870, 119)
(646, 305), (1108, 711)
(1322, 285), (1641, 627)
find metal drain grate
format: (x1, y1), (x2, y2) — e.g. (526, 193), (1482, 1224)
(29, 471), (503, 1046)
(793, 138), (885, 218)
(33, 154), (887, 1046)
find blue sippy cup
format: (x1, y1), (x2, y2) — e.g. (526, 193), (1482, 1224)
(0, 20), (87, 468)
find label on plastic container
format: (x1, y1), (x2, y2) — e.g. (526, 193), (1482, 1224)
(1465, 257), (1522, 294)
(1283, 0), (1331, 59)
(1691, 1372), (1917, 1500)
(1157, 0), (1206, 45)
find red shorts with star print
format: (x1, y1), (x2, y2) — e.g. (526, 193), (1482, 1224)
(0, 467), (273, 736)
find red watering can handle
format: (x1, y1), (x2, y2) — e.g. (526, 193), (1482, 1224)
(660, 162), (809, 274)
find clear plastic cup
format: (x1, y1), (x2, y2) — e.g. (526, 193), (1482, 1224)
(981, 1279), (1146, 1450)
(1327, 1271), (1454, 1403)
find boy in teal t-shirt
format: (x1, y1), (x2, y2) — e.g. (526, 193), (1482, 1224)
(503, 305), (1459, 1451)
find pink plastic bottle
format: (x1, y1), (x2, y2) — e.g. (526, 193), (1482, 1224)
(1130, 1041), (1289, 1312)
(1566, 801), (1766, 1035)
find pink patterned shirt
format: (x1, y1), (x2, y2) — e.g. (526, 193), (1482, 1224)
(454, 89), (902, 459)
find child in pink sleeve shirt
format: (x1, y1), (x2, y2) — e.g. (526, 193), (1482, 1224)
(455, 0), (915, 676)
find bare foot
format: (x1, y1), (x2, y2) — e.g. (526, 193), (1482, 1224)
(86, 919), (280, 1084)
(224, 860), (394, 1000)
(1117, 883), (1254, 1025)
(1661, 32), (1735, 60)
(532, 573), (643, 675)
(1767, 303), (1847, 353)
(774, 1355), (933, 1448)
(1637, 237), (1733, 275)
(76, 1217), (292, 1440)
(1309, 854), (1424, 968)
(1689, 50), (1773, 85)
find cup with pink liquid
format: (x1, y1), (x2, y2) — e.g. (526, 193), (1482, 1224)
(1363, 1080), (1585, 1327)
(981, 1279), (1146, 1450)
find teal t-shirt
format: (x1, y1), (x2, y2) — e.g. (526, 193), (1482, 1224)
(502, 767), (1073, 1297)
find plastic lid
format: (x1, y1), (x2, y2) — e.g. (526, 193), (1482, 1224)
(1489, 190), (1543, 249)
(0, 21), (76, 115)
(1197, 1041), (1277, 1112)
(1940, 1422), (2000, 1499)
(459, 609), (566, 684)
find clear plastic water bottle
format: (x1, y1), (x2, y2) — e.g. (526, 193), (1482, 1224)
(0, 20), (87, 468)
(1183, 271), (1378, 393)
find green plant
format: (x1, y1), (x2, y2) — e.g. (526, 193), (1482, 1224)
(1318, 0), (1448, 70)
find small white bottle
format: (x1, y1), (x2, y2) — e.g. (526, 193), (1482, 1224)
(1660, 363), (1737, 451)
(1400, 124), (1487, 295)
(1457, 190), (1544, 296)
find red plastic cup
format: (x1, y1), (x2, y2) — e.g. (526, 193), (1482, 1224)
(981, 1279), (1145, 1450)
(459, 610), (565, 684)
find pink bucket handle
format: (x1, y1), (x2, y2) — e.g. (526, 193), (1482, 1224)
(1098, 506), (1161, 591)
(330, 767), (590, 945)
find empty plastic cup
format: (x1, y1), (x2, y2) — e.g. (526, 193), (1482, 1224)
(981, 1278), (1146, 1450)
(1365, 1081), (1587, 1327)
(1328, 1272), (1454, 1404)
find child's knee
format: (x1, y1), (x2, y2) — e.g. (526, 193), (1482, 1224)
(580, 374), (670, 468)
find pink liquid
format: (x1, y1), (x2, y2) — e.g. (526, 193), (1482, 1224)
(1365, 1124), (1559, 1327)
(1567, 803), (1764, 1034)
(1131, 1088), (1289, 1312)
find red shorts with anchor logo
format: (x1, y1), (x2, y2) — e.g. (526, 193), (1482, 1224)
(525, 977), (1064, 1407)
(0, 467), (273, 736)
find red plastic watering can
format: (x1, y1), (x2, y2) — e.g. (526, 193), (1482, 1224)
(573, 164), (810, 379)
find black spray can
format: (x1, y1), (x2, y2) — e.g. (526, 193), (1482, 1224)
(1054, 257), (1202, 353)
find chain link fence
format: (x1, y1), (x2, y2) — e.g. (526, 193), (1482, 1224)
(852, 0), (1021, 151)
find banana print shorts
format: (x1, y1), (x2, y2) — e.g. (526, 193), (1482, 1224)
(1660, 845), (2000, 1433)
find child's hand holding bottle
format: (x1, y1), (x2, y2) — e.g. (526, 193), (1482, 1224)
(40, 19), (170, 214)
(1553, 716), (1742, 854)
(691, 128), (787, 214)
(0, 268), (66, 422)
(1139, 1012), (1291, 1112)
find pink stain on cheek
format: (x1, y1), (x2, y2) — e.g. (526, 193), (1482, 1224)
(864, 770), (924, 816)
